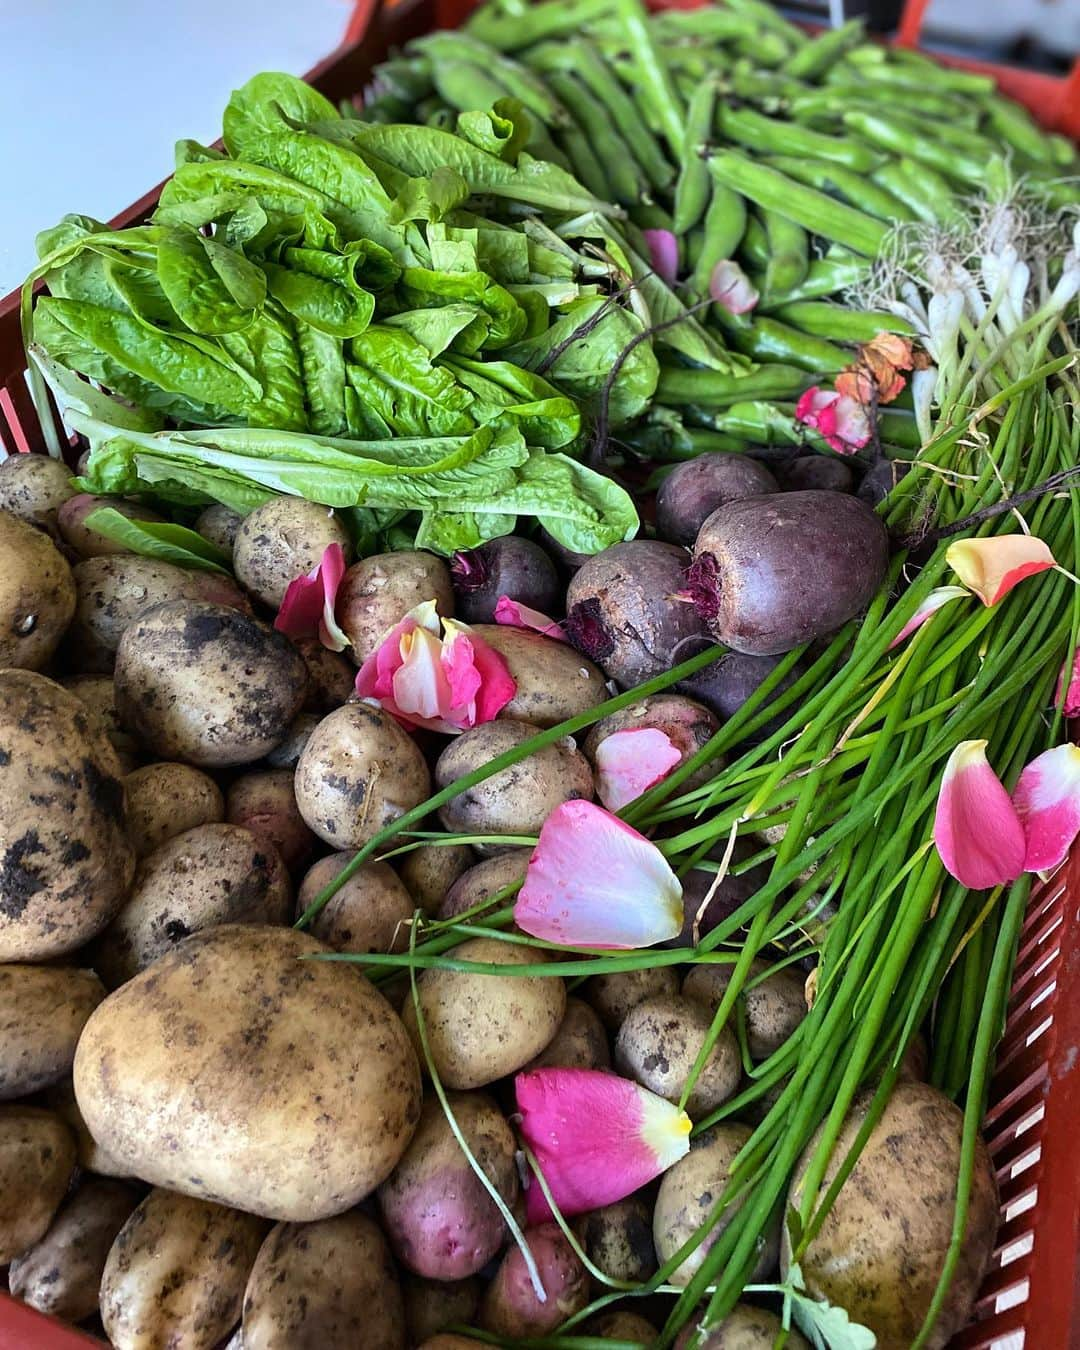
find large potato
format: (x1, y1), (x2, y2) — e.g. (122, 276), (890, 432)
(74, 924), (422, 1220)
(338, 551), (454, 663)
(295, 702), (431, 848)
(673, 1304), (810, 1348)
(683, 960), (807, 1060)
(615, 994), (741, 1118)
(0, 963), (105, 1098)
(123, 761), (225, 858)
(378, 1092), (518, 1279)
(435, 720), (593, 841)
(101, 1188), (267, 1350)
(654, 1124), (778, 1286)
(8, 1177), (139, 1321)
(0, 1106), (77, 1262)
(437, 849), (532, 922)
(115, 600), (307, 766)
(0, 452), (76, 535)
(468, 624), (606, 727)
(226, 768), (315, 872)
(400, 842), (473, 917)
(242, 1211), (405, 1350)
(403, 1275), (481, 1346)
(233, 498), (352, 609)
(402, 938), (565, 1090)
(66, 554), (244, 674)
(785, 1081), (998, 1350)
(0, 507), (76, 670)
(93, 823), (292, 987)
(296, 854), (413, 955)
(0, 670), (134, 961)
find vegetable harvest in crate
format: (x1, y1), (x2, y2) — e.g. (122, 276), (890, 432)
(3, 0), (1080, 1345)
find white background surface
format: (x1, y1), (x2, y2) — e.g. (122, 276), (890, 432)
(0, 0), (351, 296)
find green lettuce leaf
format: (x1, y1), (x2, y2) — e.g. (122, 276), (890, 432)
(347, 326), (475, 436)
(398, 267), (527, 349)
(157, 228), (267, 334)
(388, 167), (470, 225)
(454, 97), (531, 162)
(497, 451), (638, 554)
(82, 507), (231, 573)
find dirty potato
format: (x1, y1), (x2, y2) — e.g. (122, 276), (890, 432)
(337, 551), (454, 663)
(296, 855), (413, 955)
(0, 452), (76, 535)
(0, 964), (105, 1099)
(232, 498), (352, 609)
(469, 624), (607, 726)
(123, 761), (225, 858)
(437, 850), (532, 922)
(400, 843), (473, 917)
(615, 994), (741, 1119)
(0, 1106), (77, 1262)
(0, 507), (76, 670)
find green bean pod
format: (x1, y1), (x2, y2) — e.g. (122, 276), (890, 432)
(656, 362), (810, 406)
(878, 409), (921, 449)
(708, 151), (889, 257)
(788, 85), (979, 127)
(781, 18), (864, 81)
(762, 208), (809, 296)
(871, 156), (964, 225)
(694, 398), (808, 446)
(414, 30), (570, 126)
(738, 212), (770, 269)
(553, 118), (615, 203)
(841, 110), (986, 186)
(545, 69), (645, 205)
(690, 185), (749, 297)
(728, 61), (807, 106)
(464, 0), (615, 52)
(842, 46), (995, 95)
(729, 317), (851, 373)
(759, 251), (870, 306)
(609, 0), (686, 155)
(772, 301), (917, 343)
(722, 0), (807, 50)
(715, 104), (884, 173)
(674, 75), (722, 233)
(765, 155), (915, 224)
(978, 95), (1057, 165)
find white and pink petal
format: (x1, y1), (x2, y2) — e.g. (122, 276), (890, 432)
(933, 739), (1026, 889)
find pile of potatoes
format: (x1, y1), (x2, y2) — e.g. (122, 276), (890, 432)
(0, 453), (997, 1350)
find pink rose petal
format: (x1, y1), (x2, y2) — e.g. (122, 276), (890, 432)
(392, 626), (455, 724)
(946, 535), (1056, 607)
(795, 386), (868, 456)
(445, 618), (516, 724)
(832, 394), (871, 452)
(709, 259), (758, 314)
(1055, 649), (1080, 717)
(494, 594), (567, 643)
(516, 1067), (691, 1223)
(1012, 744), (1080, 873)
(643, 228), (679, 286)
(888, 586), (969, 649)
(595, 727), (683, 812)
(274, 542), (349, 652)
(933, 739), (1026, 889)
(514, 800), (683, 948)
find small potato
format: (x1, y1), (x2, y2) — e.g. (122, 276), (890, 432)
(590, 1311), (660, 1342)
(402, 939), (566, 1090)
(123, 761), (225, 858)
(338, 551), (454, 664)
(57, 492), (163, 558)
(378, 1092), (518, 1279)
(0, 670), (134, 962)
(0, 1106), (77, 1262)
(101, 1189), (268, 1350)
(436, 720), (593, 841)
(265, 711), (320, 769)
(233, 498), (352, 609)
(404, 1274), (481, 1346)
(195, 503), (243, 558)
(8, 1177), (139, 1322)
(786, 1081), (998, 1350)
(0, 452), (76, 535)
(0, 964), (105, 1099)
(60, 674), (141, 764)
(584, 693), (721, 800)
(437, 850), (532, 922)
(45, 1080), (131, 1178)
(654, 1124), (779, 1286)
(526, 996), (611, 1071)
(673, 1304), (810, 1348)
(92, 823), (292, 987)
(66, 554), (246, 674)
(480, 1223), (588, 1338)
(417, 1338), (487, 1350)
(115, 600), (308, 766)
(295, 635), (356, 712)
(295, 702), (431, 849)
(227, 769), (315, 872)
(468, 624), (606, 727)
(74, 925), (422, 1220)
(683, 960), (807, 1060)
(243, 1212), (405, 1350)
(584, 965), (680, 1033)
(0, 507), (76, 670)
(577, 1195), (656, 1283)
(615, 994), (740, 1119)
(296, 855), (413, 955)
(400, 843), (473, 917)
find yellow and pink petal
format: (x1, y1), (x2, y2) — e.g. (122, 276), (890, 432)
(946, 535), (1055, 607)
(595, 727), (683, 812)
(514, 800), (684, 948)
(888, 586), (969, 649)
(274, 542), (349, 652)
(933, 739), (1026, 889)
(515, 1067), (691, 1223)
(1013, 744), (1080, 873)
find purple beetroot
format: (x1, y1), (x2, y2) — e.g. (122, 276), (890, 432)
(656, 453), (778, 547)
(451, 536), (561, 623)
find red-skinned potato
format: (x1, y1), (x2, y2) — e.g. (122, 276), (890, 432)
(338, 551), (454, 664)
(480, 1223), (589, 1338)
(226, 769), (315, 872)
(57, 492), (163, 558)
(296, 854), (413, 955)
(378, 1092), (518, 1280)
(0, 508), (75, 670)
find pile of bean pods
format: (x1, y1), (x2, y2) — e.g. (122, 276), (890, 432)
(363, 0), (1079, 467)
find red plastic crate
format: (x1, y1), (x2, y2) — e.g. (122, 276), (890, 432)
(0, 0), (1078, 1344)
